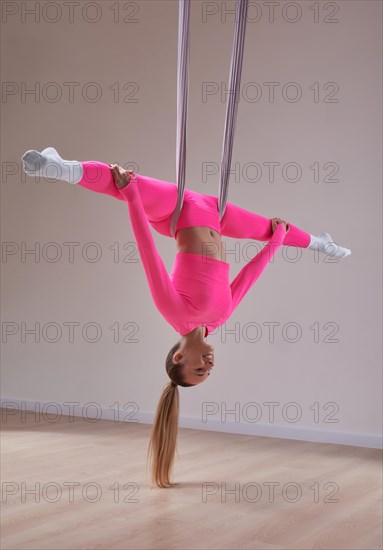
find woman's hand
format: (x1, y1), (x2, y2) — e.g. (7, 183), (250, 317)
(109, 164), (134, 189)
(271, 217), (290, 234)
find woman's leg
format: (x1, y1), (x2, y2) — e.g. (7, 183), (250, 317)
(219, 200), (351, 258)
(77, 162), (178, 224)
(220, 201), (311, 247)
(78, 162), (178, 237)
(22, 148), (178, 226)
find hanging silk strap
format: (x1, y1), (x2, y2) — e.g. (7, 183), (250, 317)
(170, 0), (248, 236)
(169, 0), (191, 238)
(218, 0), (249, 221)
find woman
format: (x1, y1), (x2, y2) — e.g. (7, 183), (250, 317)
(22, 147), (351, 487)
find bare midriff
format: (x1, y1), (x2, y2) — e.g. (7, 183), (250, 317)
(176, 226), (227, 262)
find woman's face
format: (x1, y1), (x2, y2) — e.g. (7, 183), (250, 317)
(173, 341), (215, 385)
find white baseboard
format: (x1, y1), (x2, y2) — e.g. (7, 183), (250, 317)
(1, 397), (382, 449)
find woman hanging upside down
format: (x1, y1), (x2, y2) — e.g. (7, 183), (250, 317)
(22, 147), (351, 487)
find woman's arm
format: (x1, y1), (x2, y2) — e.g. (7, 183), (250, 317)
(114, 167), (188, 326)
(227, 222), (287, 318)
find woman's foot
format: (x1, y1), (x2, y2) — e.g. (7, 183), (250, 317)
(308, 232), (351, 259)
(109, 164), (134, 189)
(22, 147), (83, 184)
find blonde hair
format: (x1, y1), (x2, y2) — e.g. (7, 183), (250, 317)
(147, 340), (195, 488)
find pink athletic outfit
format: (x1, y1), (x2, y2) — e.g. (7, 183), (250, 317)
(77, 162), (310, 336)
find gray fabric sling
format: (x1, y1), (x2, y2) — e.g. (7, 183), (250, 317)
(169, 0), (248, 237)
(169, 0), (191, 238)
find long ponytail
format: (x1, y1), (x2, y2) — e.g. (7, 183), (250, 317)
(147, 381), (180, 488)
(147, 340), (195, 488)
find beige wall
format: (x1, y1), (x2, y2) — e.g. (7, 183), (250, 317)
(1, 0), (381, 447)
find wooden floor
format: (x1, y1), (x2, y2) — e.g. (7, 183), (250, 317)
(1, 409), (382, 550)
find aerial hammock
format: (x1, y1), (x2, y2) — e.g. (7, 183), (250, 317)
(169, 0), (249, 238)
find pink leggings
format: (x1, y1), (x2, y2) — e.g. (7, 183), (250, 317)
(77, 161), (310, 247)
